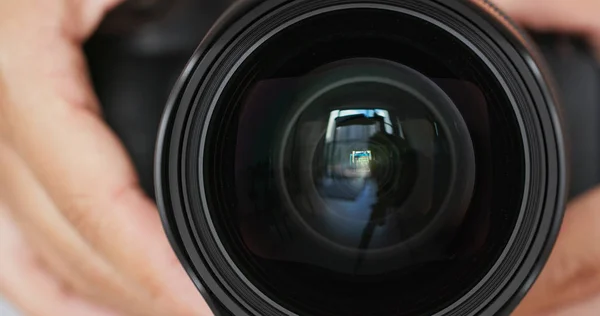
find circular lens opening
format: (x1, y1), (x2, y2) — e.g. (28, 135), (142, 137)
(273, 58), (475, 274)
(203, 8), (525, 316)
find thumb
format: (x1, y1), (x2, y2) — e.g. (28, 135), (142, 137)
(513, 187), (600, 315)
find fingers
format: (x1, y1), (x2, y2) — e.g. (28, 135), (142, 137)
(494, 0), (600, 51)
(550, 294), (600, 316)
(2, 103), (209, 315)
(493, 2), (600, 311)
(0, 1), (210, 314)
(0, 143), (166, 316)
(0, 41), (210, 314)
(0, 0), (125, 43)
(494, 0), (600, 35)
(513, 187), (600, 315)
(0, 204), (119, 316)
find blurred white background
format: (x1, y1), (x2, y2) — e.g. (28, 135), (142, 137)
(0, 297), (19, 315)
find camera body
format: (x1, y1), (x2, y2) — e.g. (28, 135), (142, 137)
(88, 0), (599, 200)
(87, 0), (600, 315)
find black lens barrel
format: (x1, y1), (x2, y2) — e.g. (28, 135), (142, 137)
(156, 1), (566, 315)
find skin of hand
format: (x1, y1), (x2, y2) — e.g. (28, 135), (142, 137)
(496, 0), (600, 55)
(0, 0), (210, 315)
(0, 0), (598, 316)
(494, 0), (600, 314)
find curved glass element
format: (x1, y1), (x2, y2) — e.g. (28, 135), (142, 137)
(203, 8), (525, 316)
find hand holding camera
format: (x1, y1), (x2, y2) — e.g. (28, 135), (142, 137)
(0, 0), (599, 316)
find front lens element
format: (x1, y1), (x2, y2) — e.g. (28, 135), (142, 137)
(200, 7), (526, 316)
(267, 58), (474, 275)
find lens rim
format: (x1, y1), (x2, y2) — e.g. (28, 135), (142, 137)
(155, 0), (566, 315)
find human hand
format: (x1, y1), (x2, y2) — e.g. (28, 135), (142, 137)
(1, 0), (598, 316)
(496, 0), (600, 55)
(0, 203), (116, 316)
(494, 0), (600, 315)
(0, 0), (210, 315)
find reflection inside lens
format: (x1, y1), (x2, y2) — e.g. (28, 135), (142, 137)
(272, 61), (463, 274)
(204, 8), (525, 316)
(311, 107), (440, 272)
(219, 57), (479, 314)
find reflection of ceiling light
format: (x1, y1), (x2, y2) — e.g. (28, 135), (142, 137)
(350, 151), (373, 164)
(326, 109), (394, 142)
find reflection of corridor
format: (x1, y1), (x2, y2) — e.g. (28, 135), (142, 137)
(321, 178), (376, 221)
(270, 108), (436, 266)
(313, 179), (390, 249)
(235, 106), (448, 276)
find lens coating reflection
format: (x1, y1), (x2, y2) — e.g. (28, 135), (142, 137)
(270, 59), (472, 276)
(203, 8), (526, 316)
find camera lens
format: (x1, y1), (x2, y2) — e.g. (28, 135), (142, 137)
(157, 1), (566, 316)
(269, 57), (476, 270)
(226, 54), (477, 314)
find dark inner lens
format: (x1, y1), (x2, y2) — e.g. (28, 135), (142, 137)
(271, 58), (475, 275)
(203, 8), (525, 316)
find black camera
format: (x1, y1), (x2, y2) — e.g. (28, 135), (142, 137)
(87, 0), (600, 315)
